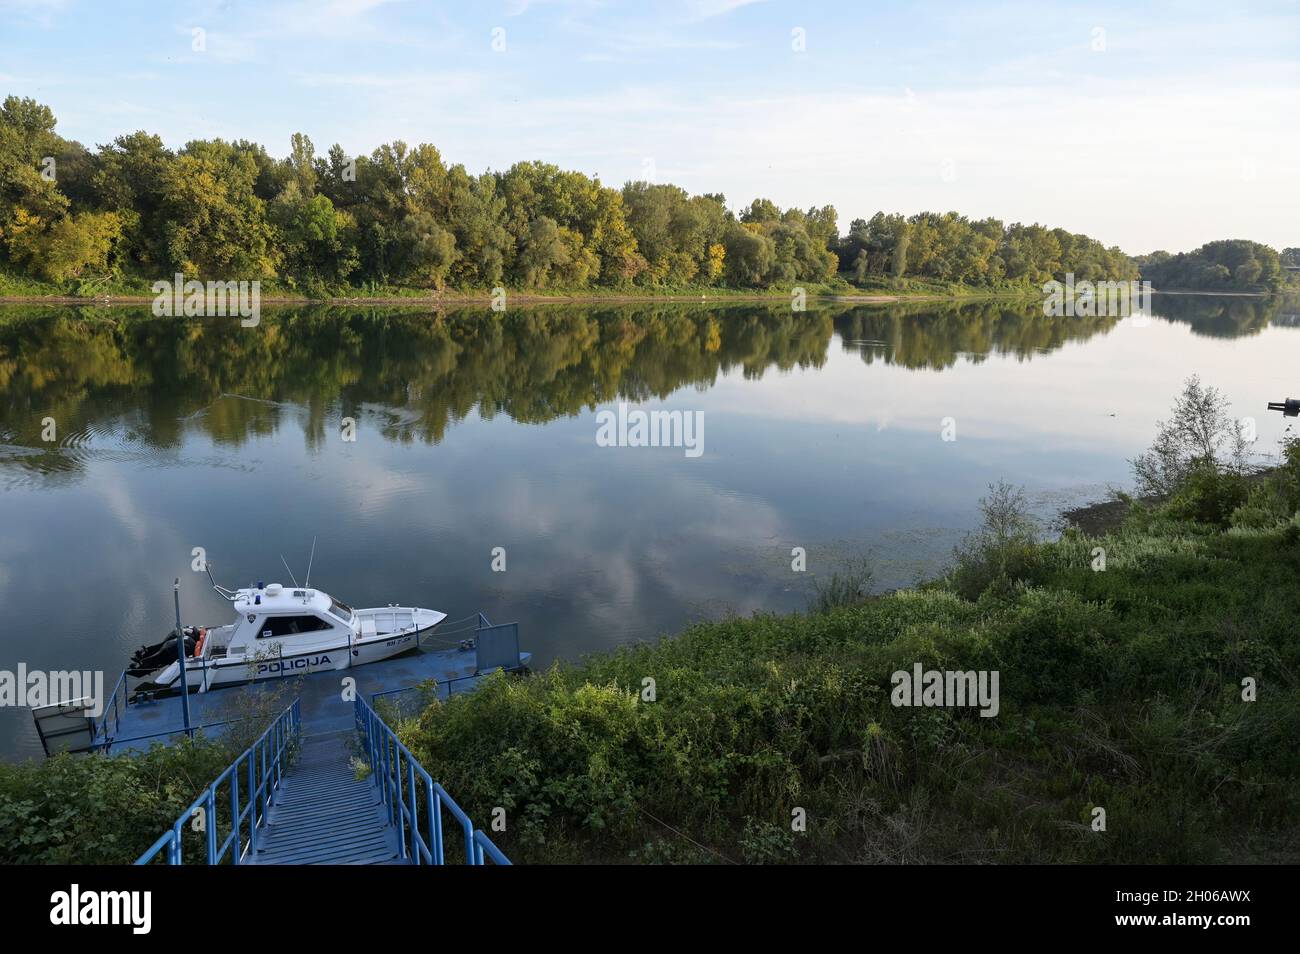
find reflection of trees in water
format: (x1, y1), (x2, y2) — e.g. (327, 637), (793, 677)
(2, 294), (1294, 484)
(834, 300), (1121, 369)
(833, 293), (1300, 370)
(0, 304), (833, 481)
(1145, 293), (1291, 338)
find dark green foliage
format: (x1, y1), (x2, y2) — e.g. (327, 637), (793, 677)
(0, 736), (234, 864)
(0, 680), (297, 865)
(1139, 240), (1286, 292)
(1166, 462), (1248, 526)
(836, 211), (1139, 289)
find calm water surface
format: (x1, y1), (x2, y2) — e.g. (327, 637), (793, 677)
(1, 295), (1296, 758)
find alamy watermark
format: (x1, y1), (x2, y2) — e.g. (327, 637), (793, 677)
(1042, 274), (1152, 318)
(891, 664), (999, 717)
(1, 665), (104, 717)
(50, 884), (150, 934)
(595, 402), (704, 458)
(152, 273), (261, 326)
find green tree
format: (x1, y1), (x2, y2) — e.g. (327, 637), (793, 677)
(723, 223), (776, 286)
(92, 131), (174, 269)
(269, 182), (358, 288)
(159, 141), (278, 276)
(6, 209), (122, 282)
(0, 96), (69, 259)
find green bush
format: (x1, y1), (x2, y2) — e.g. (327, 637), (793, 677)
(0, 736), (233, 864)
(1230, 481), (1290, 529)
(1166, 461), (1248, 526)
(948, 481), (1043, 600)
(808, 558), (873, 613)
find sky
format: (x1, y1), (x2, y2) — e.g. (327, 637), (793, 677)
(1, 0), (1296, 254)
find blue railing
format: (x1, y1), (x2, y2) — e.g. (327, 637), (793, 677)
(135, 699), (301, 865)
(369, 670), (499, 715)
(354, 695), (511, 865)
(99, 717), (243, 754)
(95, 658), (213, 749)
(95, 668), (131, 744)
(472, 829), (512, 865)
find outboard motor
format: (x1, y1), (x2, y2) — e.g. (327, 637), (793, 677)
(128, 627), (199, 676)
(1267, 398), (1299, 418)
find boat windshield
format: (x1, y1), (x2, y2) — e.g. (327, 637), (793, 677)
(328, 597), (354, 622)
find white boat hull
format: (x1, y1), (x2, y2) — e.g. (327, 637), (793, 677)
(153, 607), (446, 693)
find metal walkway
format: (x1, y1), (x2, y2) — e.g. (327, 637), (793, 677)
(247, 732), (405, 865)
(136, 697), (511, 865)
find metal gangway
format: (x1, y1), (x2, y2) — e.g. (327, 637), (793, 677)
(135, 696), (510, 866)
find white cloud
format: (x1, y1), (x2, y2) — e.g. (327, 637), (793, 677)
(679, 0), (767, 22)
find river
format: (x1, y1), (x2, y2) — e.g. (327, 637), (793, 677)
(0, 294), (1295, 758)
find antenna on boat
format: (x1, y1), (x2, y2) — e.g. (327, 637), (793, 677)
(205, 561), (238, 601)
(280, 554), (300, 588)
(305, 535), (318, 588)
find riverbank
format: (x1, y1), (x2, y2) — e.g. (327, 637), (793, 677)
(0, 291), (904, 306)
(1061, 464), (1287, 535)
(9, 282), (1292, 309)
(0, 291), (1030, 307)
(385, 442), (1300, 864)
(0, 273), (1044, 307)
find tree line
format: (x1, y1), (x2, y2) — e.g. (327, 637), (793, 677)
(1, 94), (1284, 296)
(1136, 240), (1291, 292)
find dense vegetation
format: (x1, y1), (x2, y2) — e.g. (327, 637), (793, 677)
(391, 399), (1300, 864)
(835, 212), (1137, 288)
(0, 685), (294, 864)
(2, 95), (1149, 297)
(1137, 240), (1290, 292)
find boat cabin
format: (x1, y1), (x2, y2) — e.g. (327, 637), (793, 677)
(213, 583), (357, 659)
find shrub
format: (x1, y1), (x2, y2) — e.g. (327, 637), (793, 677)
(808, 558), (873, 613)
(0, 736), (233, 864)
(1165, 460), (1249, 526)
(1131, 374), (1250, 497)
(948, 481), (1042, 600)
(1230, 480), (1290, 529)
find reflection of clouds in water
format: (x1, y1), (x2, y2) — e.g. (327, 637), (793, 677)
(495, 474), (566, 538)
(335, 450), (438, 519)
(89, 469), (150, 546)
(341, 441), (793, 645)
(505, 465), (787, 636)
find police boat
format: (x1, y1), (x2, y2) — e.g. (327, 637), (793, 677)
(129, 575), (447, 694)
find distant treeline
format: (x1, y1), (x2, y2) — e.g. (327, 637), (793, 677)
(0, 95), (1289, 296)
(835, 212), (1137, 287)
(1136, 240), (1295, 293)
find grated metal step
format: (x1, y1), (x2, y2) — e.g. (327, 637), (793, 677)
(247, 731), (407, 865)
